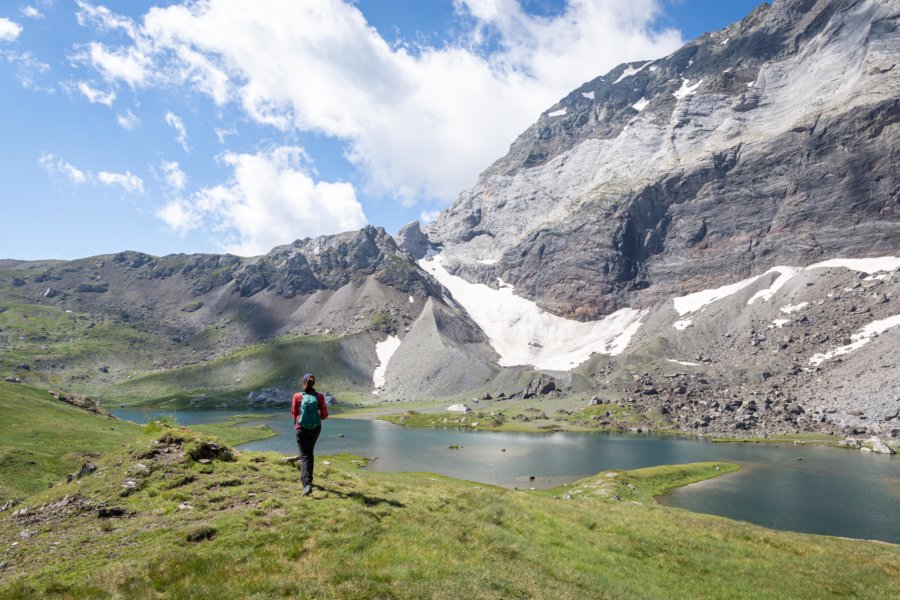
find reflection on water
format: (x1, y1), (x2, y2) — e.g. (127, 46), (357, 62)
(112, 408), (900, 543)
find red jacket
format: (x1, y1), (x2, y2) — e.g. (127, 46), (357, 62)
(291, 391), (329, 429)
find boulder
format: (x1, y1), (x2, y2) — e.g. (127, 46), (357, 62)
(4, 377), (22, 384)
(786, 403), (804, 415)
(871, 439), (896, 455)
(447, 404), (470, 413)
(588, 396), (602, 406)
(523, 376), (556, 399)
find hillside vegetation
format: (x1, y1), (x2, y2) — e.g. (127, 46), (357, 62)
(0, 415), (897, 598)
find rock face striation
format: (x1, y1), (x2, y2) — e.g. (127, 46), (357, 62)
(425, 0), (900, 319)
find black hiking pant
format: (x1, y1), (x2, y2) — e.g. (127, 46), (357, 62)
(296, 426), (321, 487)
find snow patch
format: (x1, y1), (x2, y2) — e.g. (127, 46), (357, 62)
(614, 62), (648, 84)
(479, 259), (498, 265)
(372, 335), (401, 389)
(721, 38), (730, 45)
(548, 108), (567, 117)
(666, 359), (700, 367)
(747, 267), (803, 304)
(648, 65), (658, 72)
(673, 319), (693, 331)
(674, 276), (763, 316)
(781, 302), (809, 314)
(408, 295), (415, 304)
(447, 404), (470, 413)
(673, 78), (703, 100)
(675, 257), (900, 317)
(807, 257), (900, 274)
(582, 91), (595, 100)
(771, 319), (791, 328)
(809, 315), (900, 366)
(420, 254), (646, 370)
(632, 97), (649, 112)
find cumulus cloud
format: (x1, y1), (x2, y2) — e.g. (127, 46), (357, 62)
(156, 199), (199, 235)
(38, 152), (87, 184)
(77, 80), (116, 105)
(157, 146), (367, 255)
(116, 108), (140, 129)
(164, 111), (189, 152)
(98, 170), (144, 194)
(0, 18), (23, 42)
(160, 160), (187, 190)
(76, 0), (683, 207)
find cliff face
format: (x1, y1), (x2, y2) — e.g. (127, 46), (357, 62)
(426, 0), (900, 319)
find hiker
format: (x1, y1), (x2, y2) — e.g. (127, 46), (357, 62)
(291, 373), (329, 496)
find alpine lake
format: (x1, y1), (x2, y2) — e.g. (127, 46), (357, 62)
(112, 408), (900, 545)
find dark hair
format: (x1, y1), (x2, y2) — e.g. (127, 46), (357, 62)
(303, 378), (316, 394)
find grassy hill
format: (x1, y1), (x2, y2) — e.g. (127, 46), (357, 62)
(0, 418), (897, 598)
(0, 383), (140, 499)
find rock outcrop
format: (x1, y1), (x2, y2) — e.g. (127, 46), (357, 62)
(426, 0), (900, 319)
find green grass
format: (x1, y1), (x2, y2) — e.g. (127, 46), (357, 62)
(379, 402), (652, 433)
(0, 301), (174, 390)
(0, 383), (140, 500)
(100, 334), (373, 407)
(712, 433), (841, 446)
(0, 422), (897, 599)
(190, 415), (278, 447)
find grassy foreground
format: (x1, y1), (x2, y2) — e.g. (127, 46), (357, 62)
(0, 424), (897, 599)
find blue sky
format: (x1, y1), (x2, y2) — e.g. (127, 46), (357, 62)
(0, 0), (762, 260)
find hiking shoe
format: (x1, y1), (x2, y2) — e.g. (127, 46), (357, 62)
(302, 484), (313, 497)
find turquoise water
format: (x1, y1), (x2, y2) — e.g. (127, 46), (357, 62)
(112, 408), (900, 543)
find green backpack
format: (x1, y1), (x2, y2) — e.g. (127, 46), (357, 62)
(298, 393), (321, 429)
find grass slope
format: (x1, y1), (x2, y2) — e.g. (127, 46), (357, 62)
(0, 383), (139, 500)
(101, 335), (373, 407)
(0, 425), (897, 599)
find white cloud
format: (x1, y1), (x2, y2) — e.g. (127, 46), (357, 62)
(98, 170), (144, 194)
(19, 7), (44, 19)
(75, 0), (136, 37)
(116, 108), (140, 129)
(78, 0), (682, 206)
(40, 152), (144, 194)
(419, 210), (441, 224)
(3, 49), (52, 91)
(156, 199), (199, 235)
(84, 41), (149, 87)
(160, 160), (187, 191)
(164, 111), (190, 152)
(0, 18), (23, 42)
(77, 80), (116, 106)
(214, 126), (236, 144)
(38, 152), (87, 184)
(158, 146), (367, 256)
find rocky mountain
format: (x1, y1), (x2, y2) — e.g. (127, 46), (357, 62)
(0, 226), (498, 400)
(424, 0), (899, 319)
(1, 0), (898, 442)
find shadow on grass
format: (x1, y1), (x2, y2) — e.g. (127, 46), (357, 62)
(315, 485), (406, 509)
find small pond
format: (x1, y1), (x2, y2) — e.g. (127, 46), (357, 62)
(112, 408), (900, 544)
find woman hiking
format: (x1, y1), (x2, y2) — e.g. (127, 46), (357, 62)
(291, 373), (329, 496)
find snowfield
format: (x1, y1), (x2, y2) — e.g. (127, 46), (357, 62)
(372, 335), (401, 390)
(420, 254), (646, 370)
